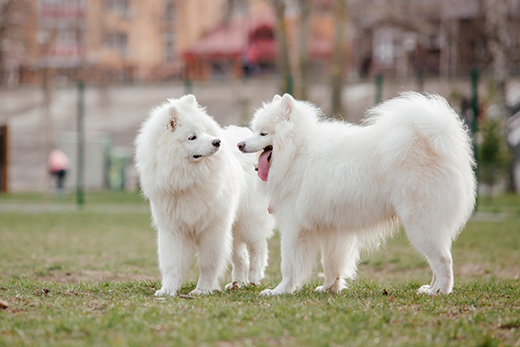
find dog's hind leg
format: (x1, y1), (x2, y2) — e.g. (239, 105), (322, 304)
(191, 227), (232, 296)
(260, 226), (319, 296)
(156, 228), (195, 297)
(225, 239), (249, 290)
(316, 231), (359, 293)
(402, 222), (454, 295)
(247, 236), (269, 285)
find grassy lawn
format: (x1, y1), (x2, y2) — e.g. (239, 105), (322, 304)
(0, 192), (519, 346)
(0, 191), (148, 205)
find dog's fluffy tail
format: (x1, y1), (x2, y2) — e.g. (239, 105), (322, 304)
(367, 92), (474, 169)
(368, 92), (477, 234)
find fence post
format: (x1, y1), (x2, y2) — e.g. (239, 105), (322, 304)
(285, 74), (294, 96)
(470, 67), (480, 204)
(77, 80), (85, 207)
(184, 78), (192, 95)
(0, 125), (8, 193)
(470, 68), (479, 135)
(375, 73), (383, 104)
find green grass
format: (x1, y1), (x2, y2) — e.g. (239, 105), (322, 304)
(476, 194), (520, 215)
(1, 193), (520, 346)
(0, 191), (147, 205)
(1, 281), (519, 347)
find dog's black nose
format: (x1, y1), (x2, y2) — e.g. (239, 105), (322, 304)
(237, 142), (245, 151)
(212, 139), (221, 148)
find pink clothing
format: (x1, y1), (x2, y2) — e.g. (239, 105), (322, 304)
(49, 149), (70, 172)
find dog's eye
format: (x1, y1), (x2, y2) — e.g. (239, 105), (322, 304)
(260, 132), (268, 136)
(188, 135), (197, 141)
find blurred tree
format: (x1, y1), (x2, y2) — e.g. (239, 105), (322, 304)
(481, 0), (513, 120)
(0, 0), (15, 81)
(478, 119), (512, 196)
(296, 0), (310, 100)
(331, 0), (348, 118)
(480, 0), (516, 192)
(0, 0), (34, 86)
(270, 0), (292, 95)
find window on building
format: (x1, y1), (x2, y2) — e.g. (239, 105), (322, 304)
(105, 0), (129, 16)
(225, 0), (247, 16)
(165, 0), (175, 22)
(105, 32), (128, 57)
(373, 28), (396, 65)
(164, 32), (176, 62)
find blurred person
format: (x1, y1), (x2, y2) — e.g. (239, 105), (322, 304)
(243, 45), (259, 76)
(49, 149), (70, 193)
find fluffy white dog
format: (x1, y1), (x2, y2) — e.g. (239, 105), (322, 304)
(135, 95), (273, 296)
(238, 92), (476, 295)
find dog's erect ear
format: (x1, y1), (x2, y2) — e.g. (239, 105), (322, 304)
(272, 94), (282, 102)
(280, 93), (295, 120)
(181, 94), (197, 106)
(168, 106), (178, 130)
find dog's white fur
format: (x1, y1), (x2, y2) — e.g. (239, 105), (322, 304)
(238, 92), (476, 295)
(135, 95), (273, 296)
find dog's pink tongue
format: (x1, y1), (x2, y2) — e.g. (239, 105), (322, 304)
(257, 149), (272, 181)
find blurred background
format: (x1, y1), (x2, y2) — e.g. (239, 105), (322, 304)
(0, 0), (519, 197)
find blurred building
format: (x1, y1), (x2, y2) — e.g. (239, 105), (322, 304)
(84, 0), (228, 81)
(39, 0), (85, 69)
(0, 0), (338, 83)
(183, 0), (337, 80)
(350, 0), (520, 78)
(183, 3), (276, 80)
(0, 0), (519, 84)
(1, 0), (231, 83)
(0, 0), (38, 86)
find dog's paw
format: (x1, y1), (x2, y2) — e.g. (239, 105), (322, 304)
(416, 285), (430, 294)
(248, 272), (263, 285)
(417, 285), (441, 295)
(260, 288), (275, 296)
(155, 288), (175, 297)
(189, 288), (211, 296)
(224, 281), (244, 291)
(315, 283), (344, 293)
(314, 285), (337, 293)
(260, 288), (288, 296)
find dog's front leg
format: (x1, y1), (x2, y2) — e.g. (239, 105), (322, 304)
(260, 227), (318, 296)
(155, 228), (195, 297)
(190, 226), (232, 296)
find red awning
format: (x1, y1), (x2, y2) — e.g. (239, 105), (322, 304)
(184, 10), (275, 60)
(183, 9), (332, 62)
(183, 24), (246, 60)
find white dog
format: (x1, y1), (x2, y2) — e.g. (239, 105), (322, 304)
(238, 92), (476, 295)
(135, 95), (273, 296)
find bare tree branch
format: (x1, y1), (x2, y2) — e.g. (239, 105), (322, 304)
(269, 0), (292, 94)
(331, 0), (348, 118)
(480, 0), (514, 119)
(0, 0), (16, 81)
(296, 0), (310, 100)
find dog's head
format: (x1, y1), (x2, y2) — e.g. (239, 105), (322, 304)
(136, 94), (225, 194)
(237, 94), (319, 181)
(154, 94), (222, 162)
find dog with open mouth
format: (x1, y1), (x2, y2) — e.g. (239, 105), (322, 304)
(238, 92), (476, 296)
(135, 95), (274, 296)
